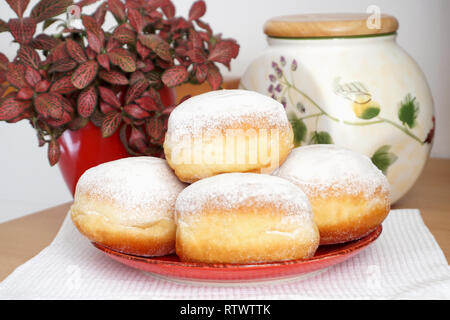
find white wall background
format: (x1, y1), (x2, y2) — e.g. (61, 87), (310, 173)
(0, 0), (449, 223)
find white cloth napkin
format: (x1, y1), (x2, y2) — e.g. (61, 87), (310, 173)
(0, 209), (449, 300)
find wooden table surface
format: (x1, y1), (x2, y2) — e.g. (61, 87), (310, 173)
(0, 158), (449, 282)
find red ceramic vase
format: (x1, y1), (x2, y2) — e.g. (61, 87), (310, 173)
(58, 86), (176, 196)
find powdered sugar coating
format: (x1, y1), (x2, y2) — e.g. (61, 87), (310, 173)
(175, 172), (313, 224)
(74, 157), (186, 225)
(275, 145), (390, 198)
(166, 89), (291, 142)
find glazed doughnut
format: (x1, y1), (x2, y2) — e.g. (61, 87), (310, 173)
(275, 144), (390, 245)
(163, 89), (294, 183)
(70, 157), (186, 256)
(175, 173), (320, 264)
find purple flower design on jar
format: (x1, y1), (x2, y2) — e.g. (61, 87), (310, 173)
(291, 59), (298, 71)
(280, 96), (287, 108)
(275, 84), (282, 93)
(275, 67), (283, 78)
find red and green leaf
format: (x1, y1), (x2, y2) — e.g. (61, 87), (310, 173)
(124, 104), (150, 119)
(208, 40), (240, 69)
(16, 87), (34, 100)
(186, 48), (206, 63)
(129, 70), (145, 84)
(18, 46), (40, 69)
(135, 96), (158, 112)
(66, 39), (87, 63)
(67, 116), (89, 131)
(146, 116), (164, 140)
(46, 109), (72, 127)
(125, 79), (148, 105)
(24, 65), (42, 87)
(196, 19), (212, 35)
(96, 53), (110, 70)
(77, 0), (101, 8)
(128, 126), (147, 154)
(48, 58), (77, 73)
(0, 53), (9, 71)
(138, 34), (171, 61)
(7, 109), (32, 123)
(113, 24), (136, 44)
(6, 62), (27, 88)
(86, 30), (103, 54)
(128, 8), (144, 33)
(30, 0), (73, 23)
(136, 40), (150, 59)
(161, 1), (176, 19)
(30, 34), (61, 50)
(107, 0), (126, 22)
(98, 70), (128, 85)
(139, 59), (154, 72)
(8, 18), (36, 44)
(47, 139), (60, 166)
(0, 19), (8, 33)
(34, 92), (64, 119)
(161, 65), (188, 87)
(195, 63), (208, 83)
(0, 97), (30, 120)
(71, 60), (99, 89)
(100, 101), (115, 114)
(50, 76), (77, 94)
(35, 80), (51, 93)
(188, 0), (206, 21)
(85, 47), (96, 60)
(107, 49), (136, 72)
(49, 42), (70, 62)
(105, 36), (119, 52)
(206, 63), (222, 90)
(81, 15), (104, 45)
(189, 29), (203, 49)
(101, 110), (122, 137)
(93, 2), (107, 26)
(6, 0), (30, 18)
(98, 86), (121, 108)
(77, 85), (97, 118)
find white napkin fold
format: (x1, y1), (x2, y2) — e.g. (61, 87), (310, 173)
(0, 209), (449, 300)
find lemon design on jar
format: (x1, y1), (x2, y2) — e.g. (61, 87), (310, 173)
(333, 78), (381, 120)
(352, 95), (381, 120)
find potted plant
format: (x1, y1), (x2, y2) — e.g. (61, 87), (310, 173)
(0, 0), (239, 194)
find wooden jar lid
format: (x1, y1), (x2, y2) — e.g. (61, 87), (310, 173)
(263, 13), (399, 38)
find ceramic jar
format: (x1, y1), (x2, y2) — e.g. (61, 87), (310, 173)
(240, 14), (435, 203)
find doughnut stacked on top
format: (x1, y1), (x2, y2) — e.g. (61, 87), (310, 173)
(71, 89), (390, 264)
(163, 89), (294, 182)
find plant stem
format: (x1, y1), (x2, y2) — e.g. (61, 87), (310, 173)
(283, 79), (383, 125)
(298, 112), (324, 120)
(378, 117), (424, 145)
(281, 75), (424, 145)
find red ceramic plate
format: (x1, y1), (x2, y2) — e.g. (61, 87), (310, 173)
(93, 225), (382, 284)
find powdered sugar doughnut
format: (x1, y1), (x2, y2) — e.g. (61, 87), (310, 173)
(163, 89), (294, 183)
(175, 173), (319, 263)
(275, 145), (390, 244)
(70, 157), (186, 256)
